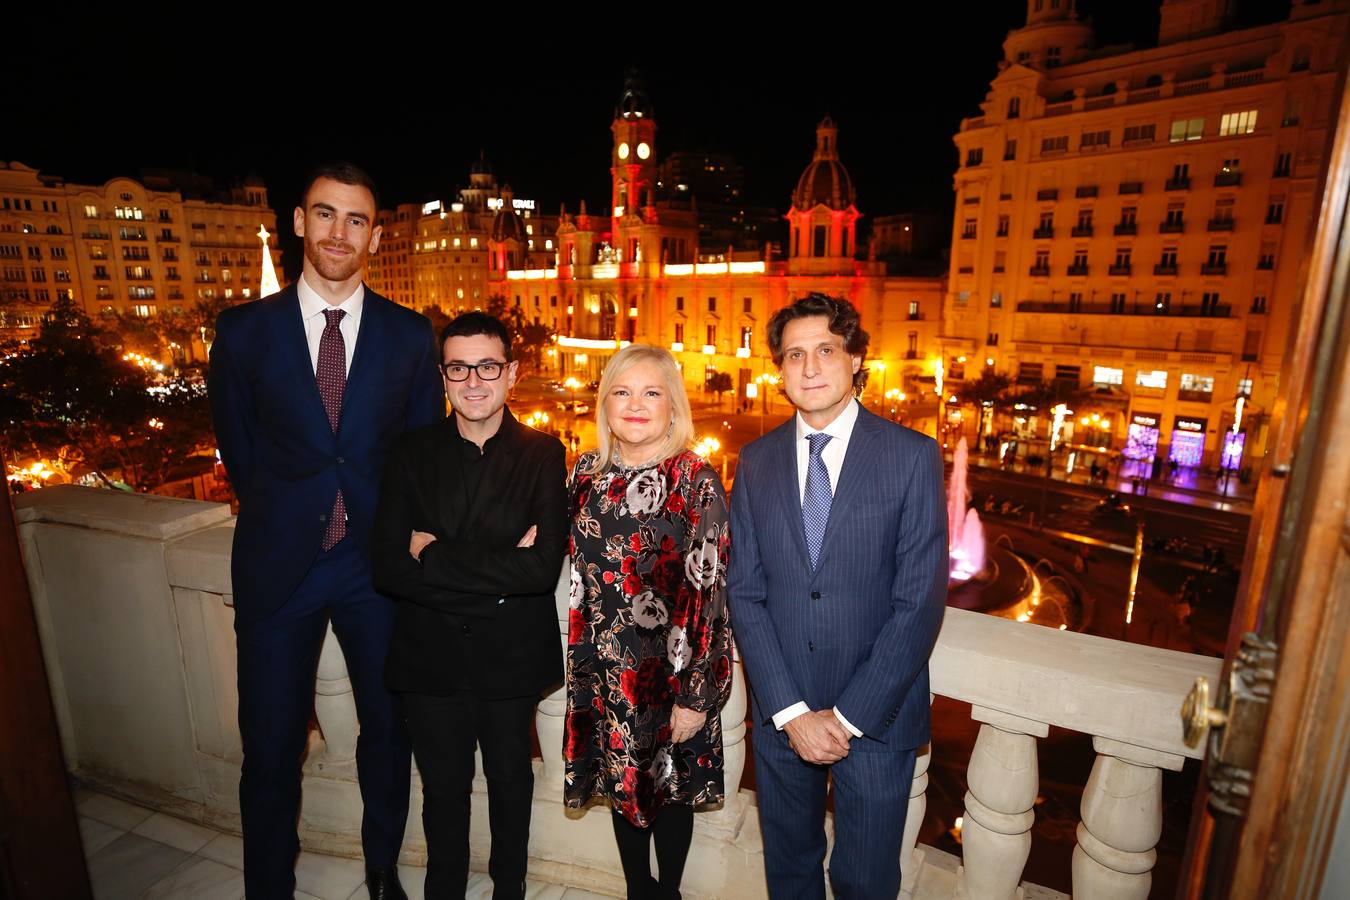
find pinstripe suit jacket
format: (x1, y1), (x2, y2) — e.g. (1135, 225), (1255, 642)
(728, 402), (948, 750)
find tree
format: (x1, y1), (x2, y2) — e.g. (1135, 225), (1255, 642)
(420, 306), (451, 338)
(0, 296), (216, 492)
(958, 369), (1012, 444)
(705, 370), (734, 402)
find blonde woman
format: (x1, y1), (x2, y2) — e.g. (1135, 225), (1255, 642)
(563, 344), (733, 899)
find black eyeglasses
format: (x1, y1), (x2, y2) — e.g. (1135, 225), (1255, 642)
(440, 361), (507, 382)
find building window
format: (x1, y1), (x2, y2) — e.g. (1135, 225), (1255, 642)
(743, 296), (752, 313)
(1109, 292), (1127, 313)
(706, 324), (716, 346)
(740, 326), (753, 348)
(1004, 139), (1017, 160)
(908, 300), (920, 319)
(962, 219), (977, 239)
(1007, 97), (1020, 119)
(1169, 117), (1204, 142)
(1237, 378), (1253, 397)
(812, 226), (827, 256)
(1040, 135), (1069, 155)
(1136, 369), (1168, 389)
(675, 296), (684, 311)
(1219, 109), (1258, 136)
(996, 215), (1009, 237)
(907, 332), (918, 354)
(1266, 198), (1284, 224)
(1045, 46), (1061, 68)
(707, 296), (716, 312)
(990, 292), (1003, 308)
(83, 204), (99, 218)
(1274, 152), (1292, 177)
(1181, 373), (1214, 394)
(987, 332), (999, 346)
(965, 147), (984, 167)
(1165, 203), (1185, 228)
(1123, 123), (1156, 144)
(1017, 362), (1043, 385)
(1080, 129), (1111, 149)
(674, 322), (684, 343)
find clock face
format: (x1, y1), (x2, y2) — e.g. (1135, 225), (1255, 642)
(636, 142), (651, 160)
(617, 142), (630, 160)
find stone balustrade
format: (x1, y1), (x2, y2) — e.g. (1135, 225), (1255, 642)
(16, 486), (1221, 899)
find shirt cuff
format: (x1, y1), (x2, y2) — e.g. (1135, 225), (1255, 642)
(771, 702), (811, 730)
(833, 707), (864, 738)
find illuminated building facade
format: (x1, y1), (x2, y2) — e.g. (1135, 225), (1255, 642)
(364, 154), (558, 313)
(0, 161), (282, 336)
(490, 76), (946, 407)
(947, 0), (1347, 471)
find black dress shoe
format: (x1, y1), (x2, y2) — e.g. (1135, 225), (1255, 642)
(365, 866), (408, 900)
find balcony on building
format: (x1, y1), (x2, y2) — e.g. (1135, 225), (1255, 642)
(1177, 389), (1214, 404)
(1113, 222), (1137, 236)
(1066, 264), (1089, 276)
(1036, 188), (1059, 201)
(159, 232), (180, 242)
(1154, 263), (1179, 276)
(1118, 181), (1143, 195)
(1208, 218), (1236, 232)
(1074, 185), (1098, 198)
(1200, 262), (1228, 275)
(1029, 263), (1051, 276)
(15, 486), (1226, 900)
(905, 349), (920, 359)
(1070, 224), (1094, 237)
(1213, 169), (1242, 187)
(1032, 226), (1054, 240)
(1160, 220), (1185, 234)
(1108, 264), (1132, 276)
(1017, 298), (1229, 317)
(1165, 175), (1192, 191)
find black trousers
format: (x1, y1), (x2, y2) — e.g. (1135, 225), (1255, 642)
(402, 690), (538, 900)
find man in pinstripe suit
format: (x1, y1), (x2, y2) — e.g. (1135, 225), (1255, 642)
(729, 294), (948, 899)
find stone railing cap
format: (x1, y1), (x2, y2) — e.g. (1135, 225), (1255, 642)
(15, 484), (232, 541)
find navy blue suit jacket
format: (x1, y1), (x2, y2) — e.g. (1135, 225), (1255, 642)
(728, 402), (948, 750)
(208, 283), (445, 621)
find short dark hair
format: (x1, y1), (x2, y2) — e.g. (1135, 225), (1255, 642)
(440, 311), (513, 362)
(767, 293), (870, 393)
(300, 162), (380, 212)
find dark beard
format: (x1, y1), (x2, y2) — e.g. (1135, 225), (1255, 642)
(305, 237), (364, 282)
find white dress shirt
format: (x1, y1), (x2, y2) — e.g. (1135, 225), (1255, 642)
(773, 399), (865, 739)
(297, 273), (364, 375)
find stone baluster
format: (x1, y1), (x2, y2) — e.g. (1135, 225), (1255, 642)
(1072, 736), (1182, 900)
(537, 559), (573, 794)
(899, 739), (932, 899)
(314, 622), (357, 761)
(957, 706), (1046, 900)
(711, 652), (748, 823)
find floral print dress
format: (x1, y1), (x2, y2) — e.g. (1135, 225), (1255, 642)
(563, 449), (733, 828)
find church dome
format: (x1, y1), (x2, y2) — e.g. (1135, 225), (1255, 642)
(792, 117), (856, 212)
(491, 189), (528, 243)
(470, 150), (493, 176)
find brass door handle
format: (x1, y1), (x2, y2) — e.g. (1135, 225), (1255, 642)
(1182, 676), (1229, 748)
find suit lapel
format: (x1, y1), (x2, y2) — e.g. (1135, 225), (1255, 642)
(275, 288), (331, 433)
(768, 421), (813, 575)
(340, 287), (385, 428)
(813, 405), (882, 572)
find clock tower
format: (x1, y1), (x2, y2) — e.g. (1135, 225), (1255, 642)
(611, 70), (656, 226)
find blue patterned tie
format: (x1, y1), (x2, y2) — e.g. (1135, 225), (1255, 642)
(803, 433), (833, 569)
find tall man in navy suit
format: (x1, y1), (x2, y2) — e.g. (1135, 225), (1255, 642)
(728, 294), (947, 899)
(209, 163), (444, 900)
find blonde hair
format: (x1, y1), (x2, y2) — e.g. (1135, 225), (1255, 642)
(584, 344), (694, 475)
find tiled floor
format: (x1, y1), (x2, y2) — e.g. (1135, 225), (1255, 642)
(75, 787), (615, 900)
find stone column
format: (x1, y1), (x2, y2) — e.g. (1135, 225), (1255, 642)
(315, 623), (357, 761)
(899, 740), (932, 899)
(957, 706), (1046, 900)
(1072, 736), (1182, 900)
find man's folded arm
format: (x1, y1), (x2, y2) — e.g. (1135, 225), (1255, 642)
(727, 463), (808, 723)
(417, 440), (569, 596)
(833, 439), (948, 736)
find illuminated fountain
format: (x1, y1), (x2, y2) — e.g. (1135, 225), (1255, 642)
(945, 435), (1077, 629)
(947, 437), (986, 583)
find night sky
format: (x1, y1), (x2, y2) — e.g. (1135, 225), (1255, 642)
(8, 3), (1286, 273)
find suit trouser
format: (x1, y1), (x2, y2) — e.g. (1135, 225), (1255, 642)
(753, 723), (916, 900)
(401, 690), (538, 900)
(234, 537), (410, 900)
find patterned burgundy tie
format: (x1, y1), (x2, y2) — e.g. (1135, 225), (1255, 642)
(317, 308), (347, 550)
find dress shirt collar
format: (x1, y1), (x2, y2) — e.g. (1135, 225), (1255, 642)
(794, 396), (860, 445)
(297, 272), (364, 326)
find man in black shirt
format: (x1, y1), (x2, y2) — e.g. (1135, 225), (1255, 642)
(372, 312), (567, 900)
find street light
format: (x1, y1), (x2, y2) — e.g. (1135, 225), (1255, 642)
(885, 388), (904, 422)
(754, 372), (780, 435)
